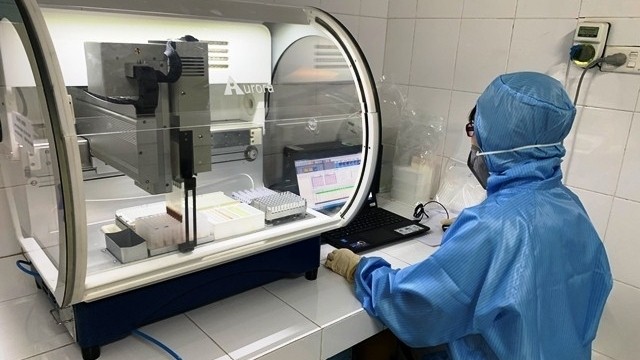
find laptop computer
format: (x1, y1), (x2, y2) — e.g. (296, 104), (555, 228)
(286, 142), (430, 253)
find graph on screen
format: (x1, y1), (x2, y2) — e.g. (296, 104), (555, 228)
(294, 153), (362, 210)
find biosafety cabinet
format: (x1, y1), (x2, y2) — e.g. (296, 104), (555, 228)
(0, 0), (380, 358)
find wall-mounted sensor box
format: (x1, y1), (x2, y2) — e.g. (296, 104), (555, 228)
(571, 22), (610, 68)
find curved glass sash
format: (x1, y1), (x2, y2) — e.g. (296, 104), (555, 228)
(0, 0), (86, 307)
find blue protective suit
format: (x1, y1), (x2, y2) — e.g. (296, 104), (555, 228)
(355, 72), (612, 359)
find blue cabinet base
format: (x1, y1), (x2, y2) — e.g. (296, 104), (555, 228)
(69, 237), (320, 359)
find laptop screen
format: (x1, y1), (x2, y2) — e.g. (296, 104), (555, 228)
(294, 152), (362, 211)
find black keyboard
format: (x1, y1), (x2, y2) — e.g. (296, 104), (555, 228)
(323, 207), (406, 239)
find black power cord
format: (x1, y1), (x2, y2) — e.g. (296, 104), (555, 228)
(573, 51), (627, 105)
(413, 200), (449, 222)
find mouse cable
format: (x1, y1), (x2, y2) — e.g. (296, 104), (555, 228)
(413, 200), (449, 222)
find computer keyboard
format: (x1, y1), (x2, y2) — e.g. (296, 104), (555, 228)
(323, 207), (407, 238)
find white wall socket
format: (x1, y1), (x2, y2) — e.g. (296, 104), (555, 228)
(601, 46), (640, 74)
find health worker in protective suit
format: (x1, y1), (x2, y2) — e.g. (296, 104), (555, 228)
(325, 71), (613, 359)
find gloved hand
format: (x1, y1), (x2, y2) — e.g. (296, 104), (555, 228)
(325, 248), (361, 283)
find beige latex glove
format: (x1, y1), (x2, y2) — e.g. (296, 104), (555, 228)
(325, 248), (361, 283)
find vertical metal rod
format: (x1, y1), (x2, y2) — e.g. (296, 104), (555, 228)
(184, 189), (189, 244)
(192, 186), (197, 247)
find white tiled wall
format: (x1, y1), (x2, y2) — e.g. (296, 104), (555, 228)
(567, 69), (640, 111)
(568, 187), (613, 240)
(358, 17), (388, 77)
(320, 0), (361, 15)
(273, 0), (320, 6)
(383, 19), (415, 84)
(515, 0), (581, 18)
(564, 107), (632, 195)
(507, 18), (577, 80)
(604, 199), (640, 289)
(388, 0), (417, 18)
(580, 0), (640, 18)
(360, 0), (389, 18)
(444, 91), (480, 162)
(416, 0), (463, 19)
(593, 281), (640, 360)
(616, 113), (640, 201)
(452, 19), (513, 93)
(410, 19), (460, 89)
(461, 0), (517, 19)
(406, 85), (451, 122)
(381, 0), (640, 359)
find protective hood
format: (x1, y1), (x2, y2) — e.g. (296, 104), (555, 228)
(353, 75), (610, 360)
(475, 72), (576, 193)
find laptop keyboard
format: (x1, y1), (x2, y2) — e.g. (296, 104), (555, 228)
(323, 207), (407, 239)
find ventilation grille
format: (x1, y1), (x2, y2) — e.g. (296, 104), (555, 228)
(208, 41), (229, 69)
(181, 56), (206, 76)
(314, 44), (348, 69)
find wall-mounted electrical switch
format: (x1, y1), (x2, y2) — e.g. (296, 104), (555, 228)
(601, 46), (640, 74)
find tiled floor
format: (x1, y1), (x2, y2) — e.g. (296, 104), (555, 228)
(0, 254), (75, 360)
(0, 251), (370, 360)
(0, 254), (286, 360)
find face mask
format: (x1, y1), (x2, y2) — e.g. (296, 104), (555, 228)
(466, 142), (562, 189)
(467, 144), (489, 189)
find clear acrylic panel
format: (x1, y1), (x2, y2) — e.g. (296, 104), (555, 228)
(39, 6), (369, 277)
(0, 5), (64, 285)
